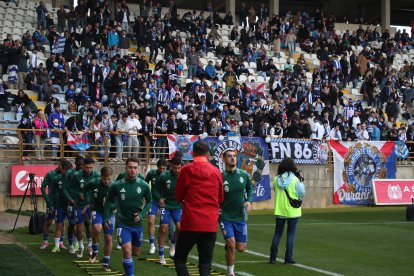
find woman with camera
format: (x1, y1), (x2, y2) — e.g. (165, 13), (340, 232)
(269, 157), (305, 264)
(33, 110), (49, 161)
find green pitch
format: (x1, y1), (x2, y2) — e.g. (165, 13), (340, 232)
(8, 207), (414, 276)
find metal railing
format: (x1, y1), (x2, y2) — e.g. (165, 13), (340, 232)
(1, 127), (413, 169)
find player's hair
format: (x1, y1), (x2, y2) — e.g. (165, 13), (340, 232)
(101, 166), (113, 176)
(126, 157), (140, 166)
(192, 141), (209, 156)
(157, 158), (168, 167)
(174, 150), (183, 159)
(75, 155), (85, 163)
(277, 157), (297, 175)
(223, 149), (237, 158)
(60, 159), (72, 170)
(83, 157), (95, 165)
(170, 156), (182, 165)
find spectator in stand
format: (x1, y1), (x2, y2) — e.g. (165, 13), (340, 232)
(75, 0), (88, 28)
(117, 5), (131, 34)
(48, 103), (64, 159)
(186, 46), (200, 79)
(286, 29), (297, 57)
(36, 1), (48, 30)
(33, 110), (48, 161)
(18, 109), (34, 161)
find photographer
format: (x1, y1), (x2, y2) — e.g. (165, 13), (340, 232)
(269, 157), (305, 265)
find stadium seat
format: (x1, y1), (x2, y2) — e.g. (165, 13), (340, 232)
(256, 76), (265, 82)
(238, 75), (247, 82)
(3, 112), (17, 123)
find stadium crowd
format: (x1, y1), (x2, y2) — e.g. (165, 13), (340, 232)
(0, 0), (413, 162)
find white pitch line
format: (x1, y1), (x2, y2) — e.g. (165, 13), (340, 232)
(188, 254), (254, 276)
(248, 221), (411, 226)
(142, 240), (255, 276)
(215, 241), (343, 276)
(233, 260), (268, 264)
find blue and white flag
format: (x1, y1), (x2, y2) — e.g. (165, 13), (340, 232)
(52, 36), (66, 54)
(7, 65), (18, 83)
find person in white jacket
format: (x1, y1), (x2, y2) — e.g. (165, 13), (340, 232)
(127, 112), (142, 157)
(115, 113), (129, 161)
(357, 123), (370, 141)
(329, 125), (342, 140)
(310, 119), (324, 140)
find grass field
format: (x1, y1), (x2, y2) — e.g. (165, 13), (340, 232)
(8, 207), (414, 276)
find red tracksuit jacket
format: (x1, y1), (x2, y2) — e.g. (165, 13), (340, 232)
(175, 156), (224, 232)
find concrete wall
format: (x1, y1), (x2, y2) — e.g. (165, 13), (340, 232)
(1, 162), (413, 212)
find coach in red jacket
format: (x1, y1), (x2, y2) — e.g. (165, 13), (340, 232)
(174, 140), (224, 276)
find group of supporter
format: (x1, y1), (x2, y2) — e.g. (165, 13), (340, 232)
(0, 0), (413, 162)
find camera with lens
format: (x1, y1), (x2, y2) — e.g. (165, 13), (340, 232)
(28, 173), (36, 179)
(293, 169), (304, 182)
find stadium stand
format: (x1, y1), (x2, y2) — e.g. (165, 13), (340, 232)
(0, 0), (413, 164)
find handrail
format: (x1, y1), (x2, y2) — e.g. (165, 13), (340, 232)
(0, 127), (413, 167)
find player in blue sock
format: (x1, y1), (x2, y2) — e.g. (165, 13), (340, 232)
(103, 158), (152, 276)
(81, 166), (115, 271)
(156, 156), (182, 264)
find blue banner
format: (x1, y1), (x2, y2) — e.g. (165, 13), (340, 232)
(204, 137), (271, 202)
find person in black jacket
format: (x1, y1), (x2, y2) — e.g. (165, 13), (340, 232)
(298, 116), (312, 138)
(134, 16), (147, 50)
(156, 112), (169, 159)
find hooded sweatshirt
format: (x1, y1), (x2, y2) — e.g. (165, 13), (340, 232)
(175, 156), (224, 232)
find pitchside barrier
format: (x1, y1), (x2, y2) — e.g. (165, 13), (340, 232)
(1, 127), (413, 168)
(1, 127), (414, 210)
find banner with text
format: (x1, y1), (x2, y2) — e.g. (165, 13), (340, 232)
(270, 138), (329, 164)
(372, 179), (414, 205)
(167, 135), (199, 160)
(204, 137), (270, 202)
(330, 141), (396, 205)
(10, 165), (57, 196)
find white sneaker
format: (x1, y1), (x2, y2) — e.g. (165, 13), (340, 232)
(76, 247), (84, 258)
(169, 243), (175, 258)
(88, 245), (93, 256)
(149, 244), (156, 254)
(159, 256), (167, 265)
(116, 244), (121, 250)
(69, 246), (75, 254)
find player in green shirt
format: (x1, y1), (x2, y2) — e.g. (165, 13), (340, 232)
(65, 156), (84, 254)
(103, 157), (152, 276)
(114, 160), (145, 251)
(64, 157), (100, 258)
(50, 159), (73, 253)
(220, 150), (253, 276)
(156, 156), (182, 265)
(145, 158), (168, 254)
(39, 160), (62, 250)
(81, 166), (115, 271)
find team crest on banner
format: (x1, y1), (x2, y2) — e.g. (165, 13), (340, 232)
(330, 141), (396, 205)
(204, 137), (270, 202)
(167, 135), (199, 160)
